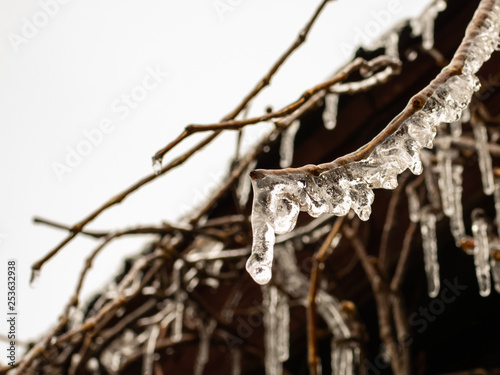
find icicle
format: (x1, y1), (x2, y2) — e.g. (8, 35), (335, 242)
(276, 291), (290, 362)
(280, 120), (301, 168)
(274, 244), (358, 373)
(449, 164), (466, 245)
(473, 122), (495, 195)
(436, 144), (456, 217)
(237, 160), (258, 207)
(322, 93), (339, 130)
(493, 180), (500, 293)
(422, 151), (442, 209)
(495, 179), (500, 238)
(262, 285), (282, 375)
(194, 319), (216, 375)
(246, 1), (500, 284)
(420, 209), (440, 298)
(385, 31), (400, 60)
(30, 269), (41, 288)
(490, 243), (500, 294)
(471, 209), (491, 297)
(407, 186), (421, 223)
(410, 0), (447, 50)
(232, 347), (242, 375)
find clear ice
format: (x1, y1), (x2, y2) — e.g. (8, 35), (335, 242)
(246, 1), (500, 285)
(411, 0), (447, 50)
(471, 209), (491, 297)
(280, 120), (301, 168)
(275, 243), (358, 374)
(449, 164), (466, 244)
(493, 179), (500, 293)
(262, 285), (282, 375)
(322, 94), (339, 130)
(407, 185), (421, 223)
(473, 121), (495, 195)
(420, 210), (440, 297)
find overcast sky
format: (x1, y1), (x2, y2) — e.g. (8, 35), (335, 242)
(0, 0), (432, 350)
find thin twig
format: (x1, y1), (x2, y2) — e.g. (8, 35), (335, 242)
(379, 172), (411, 275)
(31, 132), (217, 281)
(184, 57), (400, 133)
(152, 0), (334, 165)
(390, 221), (418, 292)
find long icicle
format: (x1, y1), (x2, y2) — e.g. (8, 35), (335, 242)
(280, 120), (301, 168)
(262, 285), (282, 375)
(420, 209), (440, 298)
(473, 121), (495, 195)
(492, 179), (500, 293)
(323, 93), (339, 130)
(450, 163), (466, 245)
(276, 291), (290, 362)
(471, 209), (492, 297)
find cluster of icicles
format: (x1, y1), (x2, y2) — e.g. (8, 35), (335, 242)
(246, 0), (500, 291)
(415, 116), (500, 298)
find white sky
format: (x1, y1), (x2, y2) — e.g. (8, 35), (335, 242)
(0, 0), (432, 354)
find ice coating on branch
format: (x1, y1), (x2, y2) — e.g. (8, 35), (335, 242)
(472, 209), (491, 297)
(280, 120), (300, 168)
(322, 93), (339, 130)
(247, 74), (477, 285)
(420, 210), (440, 297)
(473, 122), (495, 195)
(246, 2), (500, 285)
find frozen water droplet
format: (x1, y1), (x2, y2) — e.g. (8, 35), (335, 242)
(153, 159), (162, 175)
(358, 207), (371, 221)
(30, 269), (41, 288)
(249, 264), (272, 285)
